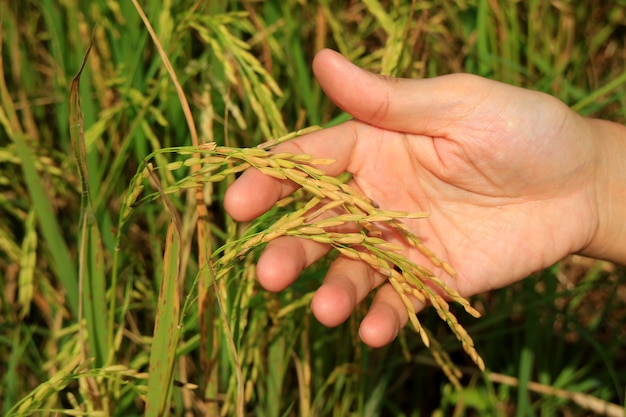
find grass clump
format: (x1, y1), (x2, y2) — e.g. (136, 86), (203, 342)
(1, 0), (626, 416)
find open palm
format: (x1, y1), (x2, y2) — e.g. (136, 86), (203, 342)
(225, 49), (600, 347)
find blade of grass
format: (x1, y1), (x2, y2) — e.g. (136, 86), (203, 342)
(69, 27), (109, 369)
(214, 277), (245, 417)
(2, 327), (32, 415)
(516, 346), (534, 417)
(517, 280), (538, 417)
(145, 219), (182, 417)
(142, 147), (185, 416)
(571, 71), (626, 114)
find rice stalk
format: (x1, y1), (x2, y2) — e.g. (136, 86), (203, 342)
(124, 139), (485, 386)
(69, 28), (109, 377)
(7, 355), (92, 417)
(4, 0), (625, 415)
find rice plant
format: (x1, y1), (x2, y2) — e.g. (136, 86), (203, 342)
(1, 1), (625, 416)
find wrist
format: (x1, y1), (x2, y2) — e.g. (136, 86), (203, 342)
(580, 118), (626, 264)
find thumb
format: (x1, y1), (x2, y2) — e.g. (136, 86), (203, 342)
(312, 49), (494, 134)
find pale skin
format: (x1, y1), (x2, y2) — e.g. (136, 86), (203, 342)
(224, 49), (626, 348)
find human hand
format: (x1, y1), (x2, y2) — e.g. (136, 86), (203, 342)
(224, 49), (609, 348)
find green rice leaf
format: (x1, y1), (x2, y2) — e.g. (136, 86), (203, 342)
(145, 220), (182, 417)
(69, 30), (109, 367)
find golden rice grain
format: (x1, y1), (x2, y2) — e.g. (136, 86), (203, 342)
(183, 157), (202, 166)
(417, 323), (430, 347)
(246, 155), (271, 167)
(305, 200), (345, 220)
(198, 142), (217, 151)
(289, 154), (314, 162)
(301, 184), (325, 198)
(278, 217), (306, 231)
(335, 246), (361, 260)
(337, 213), (368, 222)
(410, 288), (427, 304)
(267, 158), (281, 168)
(311, 219), (345, 228)
(202, 156), (227, 164)
(352, 197), (377, 213)
(390, 221), (412, 235)
(221, 163), (251, 175)
(298, 164), (326, 177)
(142, 163), (153, 178)
(368, 214), (395, 222)
(363, 236), (385, 245)
(274, 159), (297, 169)
(261, 230), (287, 242)
(284, 169), (309, 182)
(166, 161), (184, 170)
(269, 152), (295, 159)
(319, 175), (345, 186)
(375, 242), (404, 252)
(289, 207), (309, 219)
(400, 292), (415, 314)
(415, 242), (436, 259)
(376, 209), (407, 218)
(442, 261), (457, 277)
(310, 179), (340, 192)
(333, 234), (366, 244)
(206, 174), (227, 182)
(241, 147), (269, 157)
(295, 226), (327, 235)
(215, 146), (238, 154)
(239, 234), (265, 251)
(258, 167), (288, 180)
(196, 164), (222, 174)
(309, 235), (334, 244)
(179, 180), (201, 189)
(320, 190), (342, 201)
(219, 248), (238, 265)
(276, 196), (296, 207)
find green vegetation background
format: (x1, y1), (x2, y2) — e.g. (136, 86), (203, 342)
(1, 0), (625, 416)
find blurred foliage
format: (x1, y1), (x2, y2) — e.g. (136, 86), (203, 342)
(0, 0), (625, 416)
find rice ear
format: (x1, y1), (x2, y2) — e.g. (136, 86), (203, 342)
(135, 138), (485, 384)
